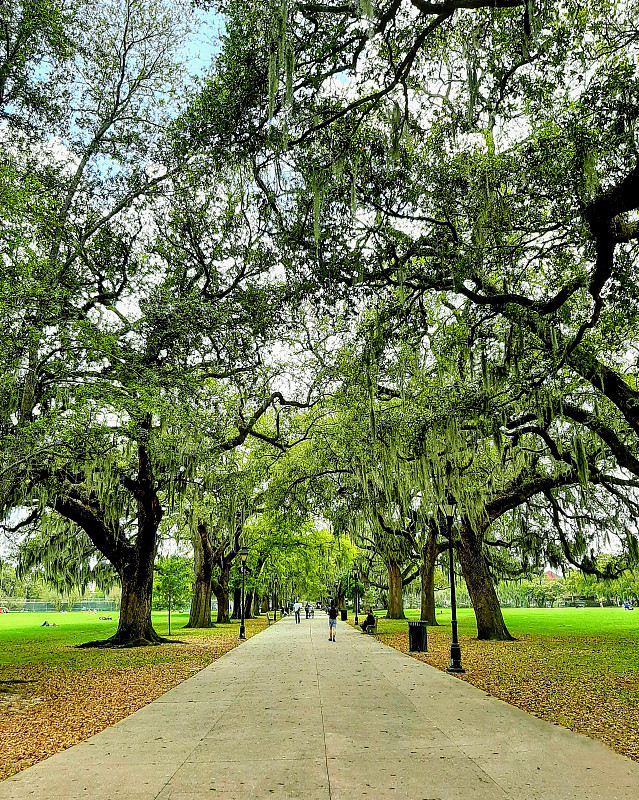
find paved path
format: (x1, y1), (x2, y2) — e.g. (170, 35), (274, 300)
(1, 613), (638, 800)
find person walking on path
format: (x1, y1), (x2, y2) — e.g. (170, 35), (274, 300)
(328, 599), (338, 641)
(294, 600), (302, 623)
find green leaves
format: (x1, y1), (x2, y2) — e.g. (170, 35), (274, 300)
(153, 555), (193, 611)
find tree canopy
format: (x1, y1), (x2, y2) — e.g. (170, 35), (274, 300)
(2, 0), (639, 644)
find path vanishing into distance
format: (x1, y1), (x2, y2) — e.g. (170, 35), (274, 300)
(1, 612), (638, 800)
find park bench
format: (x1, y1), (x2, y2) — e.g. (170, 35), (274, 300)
(363, 617), (378, 635)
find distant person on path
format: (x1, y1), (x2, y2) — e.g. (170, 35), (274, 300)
(305, 602), (310, 619)
(294, 600), (302, 623)
(360, 608), (376, 633)
(328, 600), (338, 642)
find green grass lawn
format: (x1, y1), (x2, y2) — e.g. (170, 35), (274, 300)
(395, 604), (639, 636)
(0, 611), (254, 668)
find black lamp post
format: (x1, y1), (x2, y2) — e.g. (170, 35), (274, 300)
(444, 504), (464, 674)
(239, 546), (248, 640)
(273, 580), (277, 622)
(352, 566), (359, 626)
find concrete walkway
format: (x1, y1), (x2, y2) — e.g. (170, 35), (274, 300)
(1, 613), (638, 800)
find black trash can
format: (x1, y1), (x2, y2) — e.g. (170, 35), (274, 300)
(408, 620), (428, 652)
(340, 609), (348, 621)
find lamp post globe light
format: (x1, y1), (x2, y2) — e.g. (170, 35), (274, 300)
(352, 566), (359, 626)
(443, 504), (464, 674)
(239, 546), (248, 640)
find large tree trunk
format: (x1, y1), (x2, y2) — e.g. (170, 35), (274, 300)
(249, 558), (265, 617)
(66, 522), (163, 647)
(109, 443), (164, 645)
(262, 593), (270, 612)
(213, 562), (231, 624)
(231, 586), (242, 619)
(74, 438), (165, 648)
(112, 560), (163, 645)
(184, 522), (214, 628)
(457, 522), (514, 641)
(420, 525), (439, 625)
(244, 589), (254, 619)
(386, 557), (406, 619)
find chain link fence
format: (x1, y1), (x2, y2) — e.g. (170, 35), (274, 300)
(0, 599), (118, 612)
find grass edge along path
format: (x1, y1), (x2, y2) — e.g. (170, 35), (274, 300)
(0, 612), (268, 782)
(355, 607), (639, 764)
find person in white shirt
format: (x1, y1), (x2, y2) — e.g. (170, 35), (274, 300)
(293, 600), (302, 624)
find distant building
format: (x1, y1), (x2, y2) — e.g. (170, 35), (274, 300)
(545, 571), (561, 582)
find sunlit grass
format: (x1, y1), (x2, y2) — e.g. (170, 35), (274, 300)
(0, 611), (264, 668)
(378, 605), (639, 637)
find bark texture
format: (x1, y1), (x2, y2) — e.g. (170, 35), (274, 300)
(420, 524), (441, 625)
(184, 523), (214, 628)
(457, 522), (514, 641)
(212, 561), (231, 624)
(385, 557), (406, 619)
(113, 561), (163, 645)
(231, 586), (242, 619)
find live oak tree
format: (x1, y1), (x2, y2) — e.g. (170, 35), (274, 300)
(183, 445), (270, 627)
(0, 0), (80, 439)
(280, 289), (637, 637)
(0, 0), (197, 644)
(4, 0), (639, 650)
(0, 0), (297, 646)
(364, 302), (639, 636)
(229, 0), (639, 632)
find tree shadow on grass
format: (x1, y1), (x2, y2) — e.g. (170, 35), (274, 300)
(77, 636), (188, 648)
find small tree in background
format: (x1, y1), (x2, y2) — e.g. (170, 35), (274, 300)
(153, 556), (193, 635)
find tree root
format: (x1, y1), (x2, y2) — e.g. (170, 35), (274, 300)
(182, 622), (216, 629)
(78, 635), (171, 649)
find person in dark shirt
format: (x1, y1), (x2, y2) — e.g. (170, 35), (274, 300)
(328, 600), (338, 642)
(360, 609), (376, 632)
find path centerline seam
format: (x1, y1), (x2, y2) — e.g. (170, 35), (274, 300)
(311, 614), (333, 800)
(150, 632), (270, 800)
(347, 626), (516, 799)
